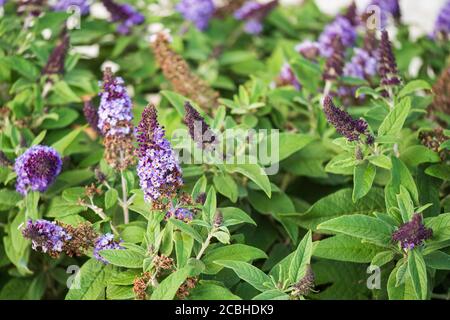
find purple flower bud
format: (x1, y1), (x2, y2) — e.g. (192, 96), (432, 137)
(136, 105), (183, 204)
(323, 96), (371, 143)
(295, 40), (321, 61)
(83, 99), (101, 135)
(322, 36), (345, 81)
(98, 68), (133, 137)
(14, 145), (63, 195)
(234, 0), (278, 35)
(184, 101), (217, 150)
(293, 265), (315, 296)
(22, 219), (71, 257)
(42, 28), (70, 76)
(101, 0), (144, 34)
(319, 16), (356, 58)
(93, 233), (124, 264)
(277, 63), (301, 90)
(176, 0), (215, 31)
(378, 30), (401, 87)
(432, 0), (450, 40)
(166, 208), (194, 222)
(52, 0), (90, 15)
(392, 213), (433, 250)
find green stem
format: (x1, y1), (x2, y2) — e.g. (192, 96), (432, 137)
(196, 231), (214, 260)
(120, 170), (129, 224)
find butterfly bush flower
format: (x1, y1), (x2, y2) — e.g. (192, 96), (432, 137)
(184, 101), (217, 150)
(323, 96), (373, 144)
(52, 0), (90, 15)
(22, 219), (71, 257)
(136, 105), (183, 206)
(392, 214), (433, 250)
(101, 0), (144, 34)
(318, 16), (356, 58)
(14, 145), (62, 195)
(295, 40), (321, 61)
(234, 0), (278, 35)
(176, 0), (215, 31)
(432, 0), (450, 40)
(42, 28), (70, 76)
(98, 68), (135, 170)
(151, 33), (219, 110)
(322, 36), (345, 81)
(166, 208), (194, 222)
(276, 63), (301, 90)
(83, 99), (101, 135)
(93, 233), (124, 264)
(369, 0), (400, 28)
(378, 30), (401, 88)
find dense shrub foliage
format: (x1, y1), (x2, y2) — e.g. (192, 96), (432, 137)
(0, 0), (449, 300)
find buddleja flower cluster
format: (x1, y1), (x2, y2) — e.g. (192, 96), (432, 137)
(101, 0), (144, 34)
(42, 27), (70, 77)
(234, 0), (278, 35)
(392, 214), (433, 250)
(184, 101), (217, 150)
(176, 0), (215, 31)
(136, 105), (183, 207)
(433, 0), (450, 40)
(14, 145), (62, 195)
(98, 68), (135, 170)
(23, 220), (123, 264)
(52, 0), (90, 15)
(323, 96), (374, 144)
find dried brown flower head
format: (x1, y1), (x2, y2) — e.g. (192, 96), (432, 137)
(419, 127), (449, 160)
(57, 222), (99, 257)
(430, 66), (450, 121)
(133, 272), (152, 300)
(151, 33), (219, 111)
(176, 277), (198, 300)
(103, 129), (136, 170)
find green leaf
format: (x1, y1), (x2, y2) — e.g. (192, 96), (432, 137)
(378, 97), (411, 137)
(202, 244), (267, 275)
(215, 260), (273, 292)
(424, 213), (450, 242)
(262, 132), (314, 162)
(168, 219), (203, 243)
(388, 263), (417, 300)
(398, 80), (431, 98)
(401, 145), (441, 167)
(51, 126), (85, 156)
(352, 161), (376, 202)
(385, 157), (419, 211)
(212, 230), (230, 244)
(225, 163), (271, 198)
(25, 191), (40, 220)
(252, 289), (289, 300)
(314, 235), (385, 263)
(151, 260), (204, 300)
(425, 164), (450, 181)
(220, 207), (256, 226)
(213, 174), (238, 203)
(397, 185), (414, 222)
(289, 231), (312, 284)
(0, 189), (21, 211)
(370, 251), (395, 268)
(296, 188), (385, 230)
(160, 90), (192, 116)
(174, 232), (194, 268)
(317, 214), (394, 247)
(203, 187), (217, 224)
(424, 251), (450, 270)
(66, 259), (111, 300)
(187, 283), (241, 300)
(407, 250), (428, 300)
(49, 81), (82, 104)
(31, 130), (47, 146)
(99, 249), (144, 268)
(104, 188), (118, 210)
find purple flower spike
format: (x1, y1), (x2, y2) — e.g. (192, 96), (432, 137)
(234, 0), (278, 35)
(344, 48), (377, 80)
(136, 105), (183, 205)
(83, 99), (101, 135)
(14, 145), (62, 195)
(52, 0), (90, 15)
(102, 0), (144, 34)
(378, 30), (401, 87)
(184, 101), (217, 150)
(432, 0), (450, 40)
(277, 63), (301, 90)
(93, 233), (124, 264)
(176, 0), (215, 31)
(295, 40), (321, 61)
(392, 214), (433, 250)
(318, 16), (356, 57)
(42, 28), (70, 76)
(166, 208), (194, 222)
(98, 68), (133, 137)
(22, 219), (71, 257)
(323, 96), (372, 143)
